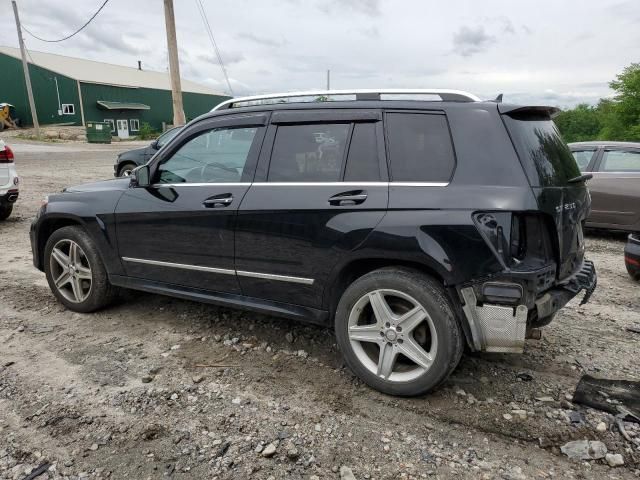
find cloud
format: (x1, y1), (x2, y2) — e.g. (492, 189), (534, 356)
(316, 0), (381, 17)
(236, 32), (287, 48)
(197, 51), (245, 66)
(452, 26), (496, 57)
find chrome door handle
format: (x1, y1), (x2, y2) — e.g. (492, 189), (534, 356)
(203, 195), (233, 208)
(328, 190), (368, 206)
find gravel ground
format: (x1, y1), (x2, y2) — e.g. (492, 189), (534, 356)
(1, 139), (639, 480)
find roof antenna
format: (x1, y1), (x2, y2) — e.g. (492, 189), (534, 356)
(493, 93), (503, 103)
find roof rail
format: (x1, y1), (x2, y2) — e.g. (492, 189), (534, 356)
(211, 89), (481, 111)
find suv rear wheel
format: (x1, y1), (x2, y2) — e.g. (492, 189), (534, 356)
(44, 226), (118, 312)
(335, 267), (463, 396)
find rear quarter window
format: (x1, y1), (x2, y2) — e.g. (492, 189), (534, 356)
(503, 113), (580, 186)
(385, 113), (455, 182)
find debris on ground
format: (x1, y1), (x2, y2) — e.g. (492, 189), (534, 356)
(560, 440), (607, 460)
(573, 374), (640, 421)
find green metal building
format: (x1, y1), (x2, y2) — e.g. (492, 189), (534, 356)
(0, 46), (230, 138)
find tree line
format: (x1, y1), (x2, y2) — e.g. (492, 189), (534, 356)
(554, 63), (640, 143)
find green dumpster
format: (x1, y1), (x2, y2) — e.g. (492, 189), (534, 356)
(86, 121), (112, 144)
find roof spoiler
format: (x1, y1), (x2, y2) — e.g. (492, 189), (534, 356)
(498, 104), (561, 118)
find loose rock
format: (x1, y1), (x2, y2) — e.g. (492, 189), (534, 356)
(261, 443), (277, 458)
(560, 440), (607, 460)
(340, 466), (357, 480)
(605, 453), (624, 467)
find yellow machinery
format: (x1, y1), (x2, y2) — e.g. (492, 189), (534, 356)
(0, 103), (19, 131)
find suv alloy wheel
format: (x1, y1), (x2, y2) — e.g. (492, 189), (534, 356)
(44, 226), (118, 313)
(335, 267), (463, 396)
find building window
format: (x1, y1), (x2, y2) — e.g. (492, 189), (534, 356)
(130, 119), (140, 132)
(61, 104), (75, 115)
(104, 119), (115, 133)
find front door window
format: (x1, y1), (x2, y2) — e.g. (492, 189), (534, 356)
(156, 127), (258, 184)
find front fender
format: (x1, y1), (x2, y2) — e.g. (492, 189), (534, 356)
(31, 190), (125, 276)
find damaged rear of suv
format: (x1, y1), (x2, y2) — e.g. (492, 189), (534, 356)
(30, 90), (596, 396)
(460, 105), (597, 355)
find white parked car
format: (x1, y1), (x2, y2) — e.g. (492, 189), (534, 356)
(0, 139), (19, 220)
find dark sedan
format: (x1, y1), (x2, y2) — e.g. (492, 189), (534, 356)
(114, 126), (183, 177)
(569, 141), (640, 232)
(626, 234), (640, 280)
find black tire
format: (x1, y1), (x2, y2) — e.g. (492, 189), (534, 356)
(627, 264), (640, 281)
(0, 203), (13, 221)
(44, 226), (118, 312)
(118, 162), (137, 177)
(335, 267), (463, 397)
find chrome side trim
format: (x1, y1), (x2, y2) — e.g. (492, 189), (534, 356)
(122, 257), (235, 275)
(151, 182), (251, 188)
(121, 257), (315, 285)
(149, 181), (448, 188)
(390, 182), (449, 187)
(252, 182), (449, 187)
(251, 182), (387, 187)
(236, 270), (314, 285)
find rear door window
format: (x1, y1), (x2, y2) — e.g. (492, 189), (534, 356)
(571, 149), (596, 171)
(268, 123), (350, 182)
(385, 112), (455, 182)
(600, 150), (640, 172)
(503, 113), (580, 186)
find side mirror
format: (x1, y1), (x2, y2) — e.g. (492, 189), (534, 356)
(150, 140), (159, 150)
(130, 165), (151, 188)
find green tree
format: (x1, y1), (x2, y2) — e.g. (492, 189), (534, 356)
(554, 104), (602, 143)
(608, 63), (640, 141)
(554, 62), (640, 142)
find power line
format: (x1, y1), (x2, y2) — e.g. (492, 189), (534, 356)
(22, 0), (109, 43)
(194, 0), (234, 96)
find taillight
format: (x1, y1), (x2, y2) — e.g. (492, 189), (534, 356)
(0, 145), (15, 163)
(473, 212), (554, 269)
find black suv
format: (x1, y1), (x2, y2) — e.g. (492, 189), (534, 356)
(30, 90), (597, 396)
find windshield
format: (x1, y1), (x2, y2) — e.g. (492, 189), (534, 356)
(503, 113), (581, 186)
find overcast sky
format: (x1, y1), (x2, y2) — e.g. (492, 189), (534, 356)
(3, 0), (638, 107)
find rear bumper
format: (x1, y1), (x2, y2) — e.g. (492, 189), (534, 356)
(460, 258), (597, 353)
(1, 190), (19, 204)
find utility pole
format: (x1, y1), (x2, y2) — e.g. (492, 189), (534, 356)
(326, 69), (330, 90)
(11, 0), (40, 138)
(163, 0), (185, 126)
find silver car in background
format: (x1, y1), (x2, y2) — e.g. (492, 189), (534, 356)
(0, 139), (19, 220)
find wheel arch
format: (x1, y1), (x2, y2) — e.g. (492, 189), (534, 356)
(324, 257), (476, 350)
(35, 215), (87, 271)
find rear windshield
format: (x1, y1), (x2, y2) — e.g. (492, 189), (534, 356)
(503, 113), (580, 186)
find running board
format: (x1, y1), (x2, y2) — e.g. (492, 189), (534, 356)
(109, 275), (329, 326)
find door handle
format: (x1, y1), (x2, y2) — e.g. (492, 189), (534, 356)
(328, 190), (368, 206)
(203, 194), (233, 208)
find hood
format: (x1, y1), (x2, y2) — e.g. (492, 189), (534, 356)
(64, 178), (131, 193)
(118, 146), (148, 160)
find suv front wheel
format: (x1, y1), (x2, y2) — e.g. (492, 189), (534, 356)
(44, 226), (118, 312)
(335, 267), (463, 396)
